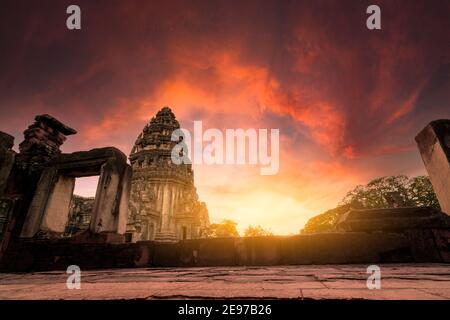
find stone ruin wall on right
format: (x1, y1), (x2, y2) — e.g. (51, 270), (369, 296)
(416, 119), (450, 215)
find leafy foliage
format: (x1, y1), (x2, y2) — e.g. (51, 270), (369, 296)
(302, 204), (352, 234)
(244, 225), (273, 237)
(406, 176), (440, 208)
(303, 175), (440, 234)
(204, 219), (240, 238)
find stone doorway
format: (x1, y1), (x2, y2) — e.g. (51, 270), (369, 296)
(64, 176), (99, 237)
(182, 226), (187, 240)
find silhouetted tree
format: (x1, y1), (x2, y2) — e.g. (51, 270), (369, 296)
(342, 175), (407, 207)
(204, 219), (240, 237)
(244, 225), (273, 237)
(406, 176), (440, 208)
(302, 204), (353, 234)
(303, 175), (440, 234)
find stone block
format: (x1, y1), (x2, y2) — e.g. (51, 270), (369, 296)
(176, 239), (199, 266)
(0, 197), (21, 254)
(57, 147), (127, 175)
(235, 237), (283, 265)
(18, 115), (76, 164)
(117, 165), (132, 234)
(89, 159), (130, 236)
(416, 119), (450, 214)
(40, 175), (75, 234)
(0, 131), (15, 195)
(34, 114), (77, 135)
(0, 131), (14, 151)
(151, 241), (180, 266)
(336, 207), (450, 232)
(196, 238), (237, 266)
(431, 229), (450, 263)
(20, 167), (58, 238)
(403, 229), (443, 262)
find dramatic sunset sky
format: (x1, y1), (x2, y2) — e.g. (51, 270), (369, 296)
(1, 0), (449, 234)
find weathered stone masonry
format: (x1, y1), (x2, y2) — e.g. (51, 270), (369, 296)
(0, 115), (449, 271)
(416, 119), (450, 215)
(0, 114), (132, 266)
(126, 107), (209, 242)
(63, 107), (210, 242)
(64, 195), (94, 237)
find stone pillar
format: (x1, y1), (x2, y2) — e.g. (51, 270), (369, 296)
(154, 183), (177, 242)
(19, 171), (78, 239)
(169, 185), (176, 233)
(20, 167), (58, 238)
(40, 175), (75, 234)
(89, 160), (131, 234)
(0, 132), (16, 257)
(160, 183), (170, 231)
(17, 114), (76, 165)
(0, 132), (18, 253)
(0, 132), (15, 195)
(416, 119), (450, 215)
(117, 166), (132, 234)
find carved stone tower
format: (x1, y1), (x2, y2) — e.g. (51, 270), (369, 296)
(127, 107), (209, 242)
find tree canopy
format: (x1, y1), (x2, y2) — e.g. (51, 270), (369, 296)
(244, 225), (273, 237)
(204, 219), (240, 238)
(303, 175), (439, 234)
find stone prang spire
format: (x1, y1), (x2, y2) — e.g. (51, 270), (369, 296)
(127, 107), (209, 242)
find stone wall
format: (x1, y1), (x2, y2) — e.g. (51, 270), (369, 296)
(2, 229), (449, 272)
(64, 195), (95, 236)
(2, 115), (450, 272)
(0, 114), (132, 266)
(0, 132), (16, 243)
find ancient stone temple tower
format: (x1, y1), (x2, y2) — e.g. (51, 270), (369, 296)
(126, 107), (209, 242)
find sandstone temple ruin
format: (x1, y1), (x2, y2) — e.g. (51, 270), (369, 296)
(0, 112), (449, 271)
(64, 107), (210, 242)
(126, 107), (209, 242)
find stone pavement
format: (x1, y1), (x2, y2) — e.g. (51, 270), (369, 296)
(0, 264), (449, 300)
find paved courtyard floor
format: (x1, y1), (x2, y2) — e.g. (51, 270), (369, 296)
(0, 264), (449, 300)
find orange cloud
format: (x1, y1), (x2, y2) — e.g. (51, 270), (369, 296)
(1, 0), (449, 233)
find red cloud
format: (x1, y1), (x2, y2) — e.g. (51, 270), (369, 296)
(1, 0), (449, 232)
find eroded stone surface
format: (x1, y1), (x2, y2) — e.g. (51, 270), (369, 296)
(64, 195), (94, 236)
(416, 119), (450, 215)
(336, 207), (450, 232)
(127, 107), (209, 242)
(0, 264), (449, 300)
